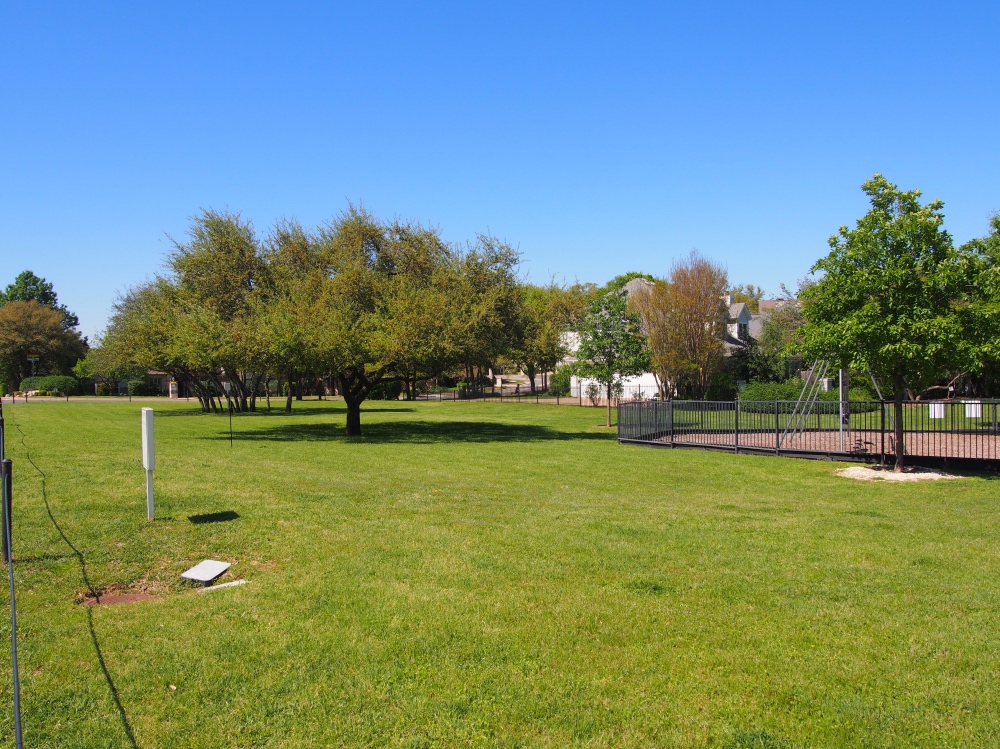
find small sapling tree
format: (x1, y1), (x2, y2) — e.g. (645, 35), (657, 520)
(577, 288), (649, 427)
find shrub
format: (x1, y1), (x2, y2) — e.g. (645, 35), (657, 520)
(96, 382), (111, 396)
(126, 380), (162, 396)
(706, 372), (737, 400)
(549, 366), (574, 397)
(369, 380), (402, 400)
(586, 382), (602, 406)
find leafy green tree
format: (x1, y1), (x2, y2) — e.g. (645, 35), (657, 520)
(1, 270), (79, 328)
(168, 210), (269, 411)
(451, 234), (523, 389)
(512, 284), (584, 393)
(752, 303), (806, 382)
(958, 214), (1000, 395)
(802, 174), (987, 470)
(73, 337), (145, 394)
(577, 288), (649, 427)
(729, 283), (765, 313)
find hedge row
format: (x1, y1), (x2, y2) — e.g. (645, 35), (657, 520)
(738, 380), (878, 413)
(19, 376), (81, 395)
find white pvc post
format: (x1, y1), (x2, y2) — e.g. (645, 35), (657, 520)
(838, 369), (844, 452)
(141, 408), (154, 520)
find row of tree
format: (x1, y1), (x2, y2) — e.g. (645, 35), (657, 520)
(8, 174), (997, 462)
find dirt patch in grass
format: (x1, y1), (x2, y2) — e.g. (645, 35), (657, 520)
(77, 578), (168, 606)
(835, 465), (962, 482)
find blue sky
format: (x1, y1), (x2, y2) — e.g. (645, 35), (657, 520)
(2, 3), (997, 339)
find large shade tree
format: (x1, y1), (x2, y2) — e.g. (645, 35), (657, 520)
(802, 174), (992, 471)
(0, 301), (87, 391)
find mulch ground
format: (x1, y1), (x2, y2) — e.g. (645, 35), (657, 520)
(656, 429), (1000, 461)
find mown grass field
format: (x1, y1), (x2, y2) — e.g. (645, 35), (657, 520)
(0, 398), (998, 748)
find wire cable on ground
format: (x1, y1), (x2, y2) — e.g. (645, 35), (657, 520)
(7, 405), (139, 749)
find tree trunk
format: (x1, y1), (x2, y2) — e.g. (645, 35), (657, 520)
(339, 369), (373, 437)
(296, 375), (303, 401)
(606, 382), (613, 428)
(893, 375), (906, 472)
(265, 379), (271, 412)
(345, 400), (362, 436)
(527, 364), (537, 394)
(285, 372), (294, 413)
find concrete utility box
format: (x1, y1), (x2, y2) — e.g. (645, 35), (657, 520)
(929, 403), (945, 420)
(965, 401), (982, 418)
(168, 381), (179, 399)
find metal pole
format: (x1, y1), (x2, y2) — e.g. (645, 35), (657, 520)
(734, 398), (739, 453)
(880, 399), (886, 465)
(1, 458), (23, 749)
(775, 399), (779, 454)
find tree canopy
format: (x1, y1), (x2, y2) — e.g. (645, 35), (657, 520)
(1, 270), (79, 328)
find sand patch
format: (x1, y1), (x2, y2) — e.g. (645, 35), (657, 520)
(836, 466), (962, 482)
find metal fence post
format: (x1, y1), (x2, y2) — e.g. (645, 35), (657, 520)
(775, 399), (779, 454)
(734, 399), (739, 453)
(668, 400), (674, 444)
(880, 400), (886, 465)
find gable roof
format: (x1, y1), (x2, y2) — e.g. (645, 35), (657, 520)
(728, 302), (751, 322)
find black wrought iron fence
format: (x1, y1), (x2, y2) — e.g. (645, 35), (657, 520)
(619, 399), (1000, 466)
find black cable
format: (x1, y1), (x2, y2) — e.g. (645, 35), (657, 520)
(8, 409), (139, 749)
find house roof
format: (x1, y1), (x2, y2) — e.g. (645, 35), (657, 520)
(728, 302), (751, 322)
(758, 299), (801, 312)
(623, 277), (655, 299)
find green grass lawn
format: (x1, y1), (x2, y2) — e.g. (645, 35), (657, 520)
(0, 399), (998, 748)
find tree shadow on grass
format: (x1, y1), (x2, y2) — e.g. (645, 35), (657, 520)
(156, 406), (414, 418)
(203, 419), (613, 444)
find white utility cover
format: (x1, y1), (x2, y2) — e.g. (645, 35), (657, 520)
(141, 408), (155, 470)
(966, 401), (982, 418)
(929, 403), (945, 420)
(181, 559), (231, 584)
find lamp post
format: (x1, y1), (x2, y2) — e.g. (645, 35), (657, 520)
(223, 381), (233, 448)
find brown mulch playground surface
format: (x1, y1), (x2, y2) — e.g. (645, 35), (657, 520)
(657, 429), (1000, 461)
